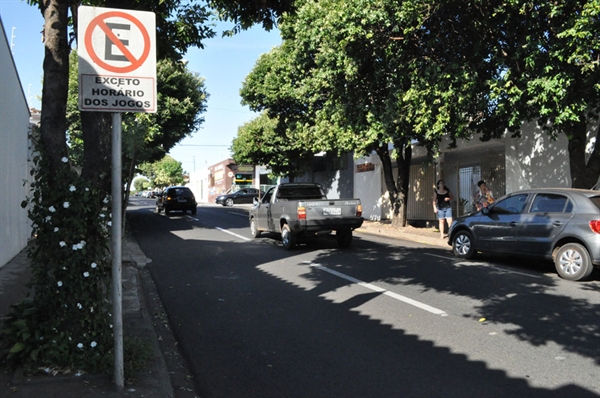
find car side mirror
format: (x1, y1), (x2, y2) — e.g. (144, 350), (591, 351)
(253, 197), (259, 205)
(482, 207), (490, 215)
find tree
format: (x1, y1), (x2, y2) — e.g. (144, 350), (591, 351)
(133, 177), (150, 192)
(138, 155), (185, 188)
(232, 113), (314, 180)
(243, 0), (486, 227)
(466, 0), (600, 189)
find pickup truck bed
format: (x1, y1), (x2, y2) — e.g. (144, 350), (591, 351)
(249, 183), (363, 249)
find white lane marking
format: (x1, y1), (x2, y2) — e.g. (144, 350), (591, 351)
(307, 262), (447, 316)
(424, 253), (541, 278)
(215, 227), (251, 241)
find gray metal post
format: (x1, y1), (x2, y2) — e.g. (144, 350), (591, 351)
(111, 112), (124, 390)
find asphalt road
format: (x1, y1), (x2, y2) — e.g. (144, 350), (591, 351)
(127, 197), (600, 398)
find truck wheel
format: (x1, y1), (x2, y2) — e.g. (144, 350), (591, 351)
(281, 224), (296, 250)
(336, 229), (352, 248)
(250, 217), (261, 238)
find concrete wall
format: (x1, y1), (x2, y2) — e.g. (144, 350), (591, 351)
(0, 20), (32, 267)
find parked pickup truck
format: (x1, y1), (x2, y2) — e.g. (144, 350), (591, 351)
(249, 183), (364, 249)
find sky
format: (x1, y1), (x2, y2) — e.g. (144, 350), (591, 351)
(0, 0), (281, 173)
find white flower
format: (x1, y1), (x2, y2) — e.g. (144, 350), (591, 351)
(100, 214), (106, 218)
(89, 307), (94, 313)
(45, 216), (51, 221)
(103, 197), (109, 204)
(83, 272), (90, 278)
(85, 187), (89, 191)
(57, 281), (63, 287)
(63, 202), (70, 208)
(79, 240), (86, 246)
(59, 241), (66, 247)
(107, 221), (112, 227)
(77, 343), (83, 349)
(91, 262), (97, 268)
(54, 227), (59, 232)
(49, 206), (56, 213)
(72, 245), (79, 250)
(77, 303), (83, 309)
(90, 341), (97, 348)
(69, 185), (76, 192)
(61, 157), (68, 163)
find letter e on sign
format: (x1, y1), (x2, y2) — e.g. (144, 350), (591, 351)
(78, 6), (156, 113)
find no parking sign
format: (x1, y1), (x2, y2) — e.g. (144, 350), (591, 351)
(78, 6), (156, 112)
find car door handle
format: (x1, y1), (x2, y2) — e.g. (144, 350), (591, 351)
(510, 221), (518, 226)
(553, 221), (562, 227)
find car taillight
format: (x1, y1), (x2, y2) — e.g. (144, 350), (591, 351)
(298, 206), (306, 220)
(590, 220), (600, 234)
(357, 204), (362, 217)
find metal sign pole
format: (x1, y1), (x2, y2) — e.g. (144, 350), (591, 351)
(111, 112), (124, 390)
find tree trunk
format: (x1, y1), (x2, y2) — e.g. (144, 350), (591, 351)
(376, 140), (412, 229)
(81, 112), (112, 192)
(39, 0), (70, 180)
(567, 119), (600, 189)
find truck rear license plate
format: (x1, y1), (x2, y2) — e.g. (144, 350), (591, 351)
(323, 207), (341, 216)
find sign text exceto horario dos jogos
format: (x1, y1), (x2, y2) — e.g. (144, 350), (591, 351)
(78, 6), (156, 113)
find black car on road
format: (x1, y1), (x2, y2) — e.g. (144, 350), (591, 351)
(448, 188), (600, 281)
(216, 188), (262, 206)
(156, 186), (197, 215)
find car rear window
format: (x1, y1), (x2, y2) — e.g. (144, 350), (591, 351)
(169, 188), (193, 196)
(277, 186), (325, 199)
(589, 195), (600, 211)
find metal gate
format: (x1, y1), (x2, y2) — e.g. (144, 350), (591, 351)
(445, 146), (506, 217)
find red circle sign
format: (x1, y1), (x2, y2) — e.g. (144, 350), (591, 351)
(84, 11), (151, 74)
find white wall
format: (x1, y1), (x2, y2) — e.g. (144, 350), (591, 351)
(0, 20), (32, 267)
(187, 168), (209, 203)
(504, 122), (572, 193)
(354, 154), (386, 221)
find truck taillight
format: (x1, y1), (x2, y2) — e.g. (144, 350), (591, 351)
(356, 204), (362, 217)
(590, 220), (600, 234)
(298, 206), (306, 220)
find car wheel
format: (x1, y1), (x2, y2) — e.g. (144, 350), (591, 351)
(191, 207), (197, 215)
(336, 229), (352, 248)
(155, 204), (162, 213)
(165, 207), (171, 216)
(250, 217), (261, 238)
(452, 230), (476, 259)
(554, 243), (593, 281)
(281, 224), (296, 250)
(225, 198), (234, 206)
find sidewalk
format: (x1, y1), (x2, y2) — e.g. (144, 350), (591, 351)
(0, 220), (447, 397)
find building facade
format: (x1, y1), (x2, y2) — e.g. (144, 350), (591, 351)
(0, 20), (33, 267)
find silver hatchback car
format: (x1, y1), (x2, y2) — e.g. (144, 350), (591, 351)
(448, 188), (600, 281)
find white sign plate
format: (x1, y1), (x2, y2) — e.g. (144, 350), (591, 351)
(78, 6), (156, 113)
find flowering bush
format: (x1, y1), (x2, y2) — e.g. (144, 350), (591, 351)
(1, 147), (113, 373)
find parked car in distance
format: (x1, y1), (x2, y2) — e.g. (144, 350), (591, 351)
(448, 188), (600, 281)
(156, 186), (197, 215)
(216, 187), (263, 206)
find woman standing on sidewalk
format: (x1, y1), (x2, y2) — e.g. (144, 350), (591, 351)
(432, 180), (454, 239)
